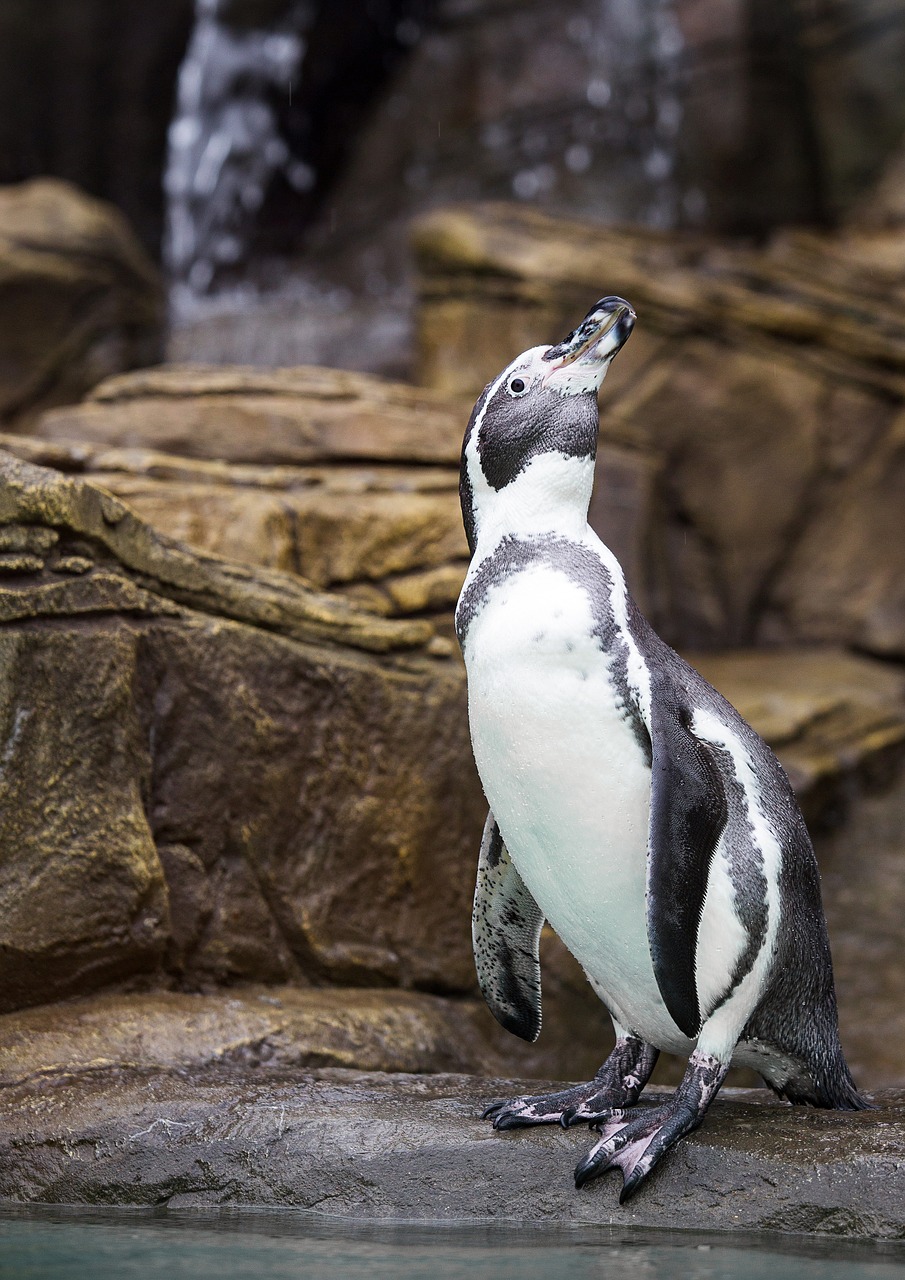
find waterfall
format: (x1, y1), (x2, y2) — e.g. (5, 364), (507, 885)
(164, 0), (314, 294)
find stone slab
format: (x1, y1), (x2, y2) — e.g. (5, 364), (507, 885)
(0, 988), (515, 1085)
(0, 1065), (903, 1241)
(36, 365), (467, 467)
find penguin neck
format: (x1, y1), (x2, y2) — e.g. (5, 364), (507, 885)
(470, 451), (595, 562)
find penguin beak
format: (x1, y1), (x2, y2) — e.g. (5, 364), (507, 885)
(541, 297), (636, 392)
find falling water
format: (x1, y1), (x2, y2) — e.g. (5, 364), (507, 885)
(164, 0), (315, 294)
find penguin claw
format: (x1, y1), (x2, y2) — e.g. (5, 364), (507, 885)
(481, 1085), (634, 1130)
(560, 1102), (628, 1129)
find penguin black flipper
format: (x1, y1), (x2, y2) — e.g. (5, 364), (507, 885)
(646, 698), (729, 1039)
(472, 811), (545, 1042)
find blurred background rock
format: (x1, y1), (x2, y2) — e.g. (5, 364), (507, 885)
(1, 0), (905, 1100)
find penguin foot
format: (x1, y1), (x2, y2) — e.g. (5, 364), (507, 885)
(482, 1035), (660, 1130)
(483, 1082), (625, 1130)
(573, 1050), (728, 1201)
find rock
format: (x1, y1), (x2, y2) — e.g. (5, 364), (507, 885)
(414, 203), (905, 657)
(0, 1062), (903, 1236)
(26, 365), (472, 619)
(0, 180), (163, 430)
(24, 363), (658, 614)
(36, 364), (467, 466)
(0, 448), (486, 1009)
(0, 987), (516, 1084)
(0, 624), (170, 1010)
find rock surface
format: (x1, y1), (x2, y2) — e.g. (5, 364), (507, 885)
(25, 364), (658, 618)
(0, 449), (486, 1010)
(0, 1064), (903, 1240)
(38, 364), (467, 467)
(0, 987), (515, 1084)
(415, 203), (905, 658)
(27, 365), (471, 621)
(0, 180), (163, 430)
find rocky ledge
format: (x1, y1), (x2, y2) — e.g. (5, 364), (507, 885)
(0, 1064), (903, 1241)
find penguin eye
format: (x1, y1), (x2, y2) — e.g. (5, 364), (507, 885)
(508, 376), (528, 396)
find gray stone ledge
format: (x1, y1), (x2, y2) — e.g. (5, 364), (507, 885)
(0, 1067), (903, 1240)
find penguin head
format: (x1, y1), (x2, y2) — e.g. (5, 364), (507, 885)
(460, 297), (635, 552)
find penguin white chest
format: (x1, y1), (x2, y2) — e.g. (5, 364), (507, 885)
(461, 560), (684, 1047)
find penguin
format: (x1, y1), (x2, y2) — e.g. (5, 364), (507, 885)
(455, 296), (866, 1203)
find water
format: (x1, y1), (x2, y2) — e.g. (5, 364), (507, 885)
(164, 0), (314, 293)
(1, 1209), (904, 1280)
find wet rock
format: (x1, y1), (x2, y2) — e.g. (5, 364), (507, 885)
(0, 180), (163, 430)
(0, 1063), (903, 1237)
(414, 203), (905, 657)
(0, 449), (485, 1008)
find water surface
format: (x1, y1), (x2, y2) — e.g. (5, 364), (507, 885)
(1, 1207), (903, 1280)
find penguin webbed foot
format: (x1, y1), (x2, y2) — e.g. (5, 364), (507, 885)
(573, 1050), (728, 1202)
(483, 1035), (660, 1130)
(483, 1081), (625, 1130)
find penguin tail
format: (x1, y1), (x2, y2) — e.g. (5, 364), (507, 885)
(819, 1073), (872, 1112)
(779, 1057), (872, 1111)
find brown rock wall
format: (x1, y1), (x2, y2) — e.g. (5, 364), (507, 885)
(414, 203), (905, 656)
(25, 362), (656, 615)
(39, 364), (467, 466)
(0, 627), (168, 1012)
(0, 450), (484, 1011)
